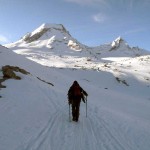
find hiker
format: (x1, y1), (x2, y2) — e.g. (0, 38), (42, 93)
(68, 81), (88, 122)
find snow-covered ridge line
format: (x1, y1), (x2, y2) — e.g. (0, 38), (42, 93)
(5, 23), (150, 54)
(22, 23), (69, 43)
(31, 23), (68, 36)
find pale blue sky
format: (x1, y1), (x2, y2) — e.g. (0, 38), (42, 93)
(0, 0), (150, 51)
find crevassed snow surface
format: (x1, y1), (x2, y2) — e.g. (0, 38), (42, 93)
(1, 24), (150, 150)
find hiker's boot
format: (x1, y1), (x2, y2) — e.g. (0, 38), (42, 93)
(72, 116), (76, 121)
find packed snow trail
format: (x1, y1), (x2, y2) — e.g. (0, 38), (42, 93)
(13, 102), (149, 150)
(16, 105), (120, 150)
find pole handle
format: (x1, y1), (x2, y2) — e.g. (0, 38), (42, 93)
(69, 104), (71, 122)
(86, 96), (87, 118)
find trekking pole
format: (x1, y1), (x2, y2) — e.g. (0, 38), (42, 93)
(86, 96), (87, 118)
(69, 103), (71, 122)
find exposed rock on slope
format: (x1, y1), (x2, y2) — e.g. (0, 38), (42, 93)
(2, 65), (29, 79)
(23, 28), (50, 43)
(0, 65), (29, 89)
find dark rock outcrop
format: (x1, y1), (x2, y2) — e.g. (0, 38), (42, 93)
(0, 65), (30, 92)
(2, 65), (29, 80)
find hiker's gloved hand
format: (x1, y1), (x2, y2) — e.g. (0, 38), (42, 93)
(84, 92), (88, 96)
(68, 100), (72, 105)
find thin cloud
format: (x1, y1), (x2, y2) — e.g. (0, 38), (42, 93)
(124, 28), (146, 35)
(64, 0), (108, 6)
(122, 0), (150, 11)
(92, 13), (107, 23)
(64, 0), (149, 10)
(0, 35), (9, 43)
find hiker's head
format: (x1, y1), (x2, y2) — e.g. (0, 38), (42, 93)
(73, 80), (79, 85)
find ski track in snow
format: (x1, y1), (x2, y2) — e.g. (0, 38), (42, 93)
(15, 104), (136, 150)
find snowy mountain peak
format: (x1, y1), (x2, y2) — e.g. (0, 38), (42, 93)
(111, 36), (127, 48)
(114, 36), (124, 43)
(22, 23), (70, 43)
(4, 23), (86, 51)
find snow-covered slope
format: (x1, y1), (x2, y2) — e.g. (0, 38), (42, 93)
(1, 24), (150, 150)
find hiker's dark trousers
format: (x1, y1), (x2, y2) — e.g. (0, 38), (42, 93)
(72, 96), (81, 121)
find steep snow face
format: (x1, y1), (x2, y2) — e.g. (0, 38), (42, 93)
(111, 36), (128, 49)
